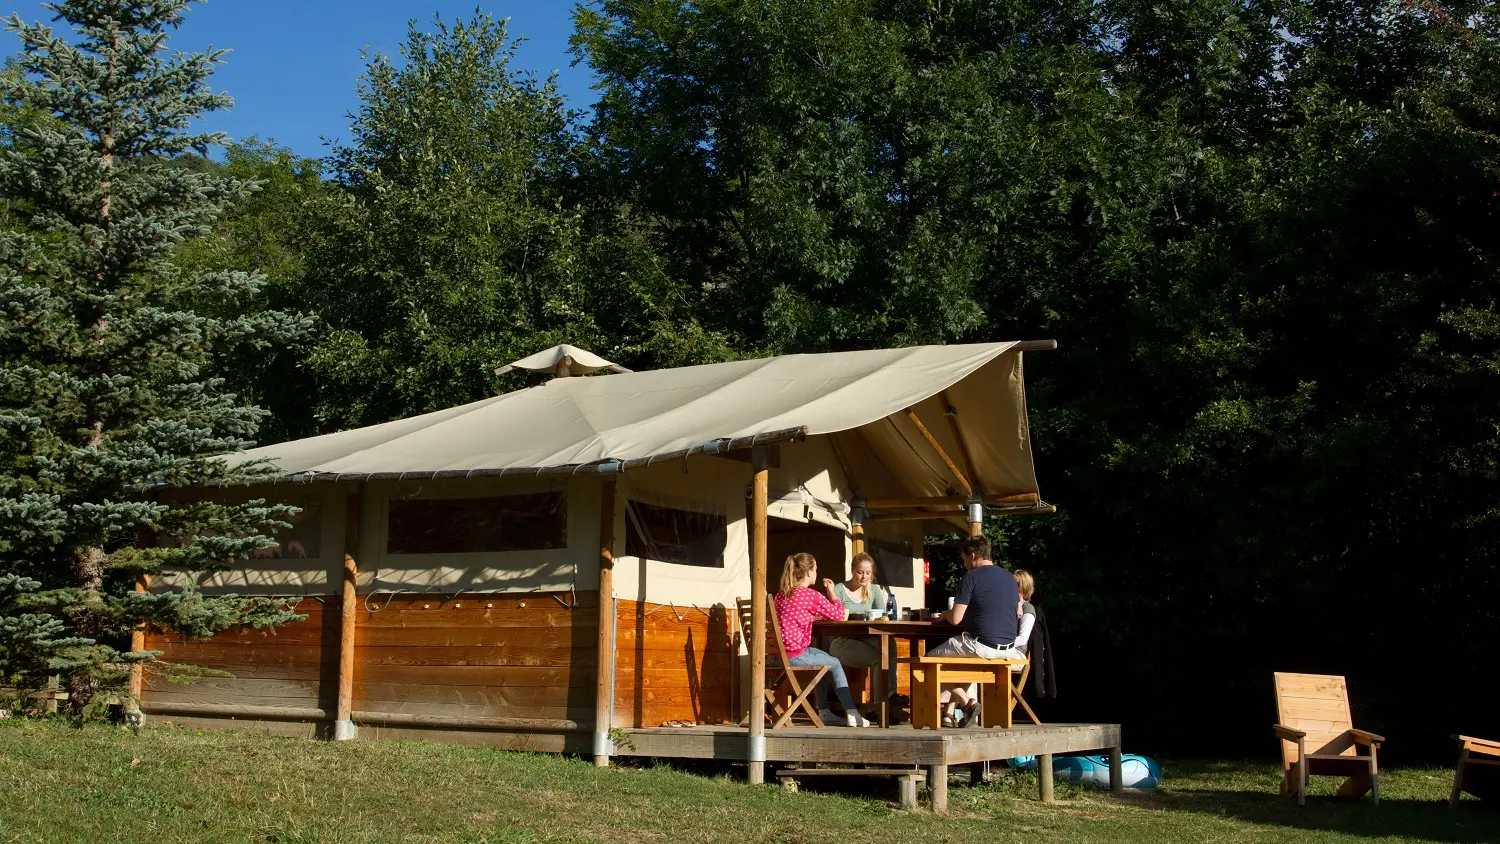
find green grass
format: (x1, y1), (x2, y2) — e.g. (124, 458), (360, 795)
(1, 719), (1494, 843)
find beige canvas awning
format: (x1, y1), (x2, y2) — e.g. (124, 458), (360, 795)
(233, 341), (1048, 500)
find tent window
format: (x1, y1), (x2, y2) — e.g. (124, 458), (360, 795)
(871, 539), (915, 588)
(158, 498), (322, 560)
(387, 493), (567, 555)
(625, 501), (726, 568)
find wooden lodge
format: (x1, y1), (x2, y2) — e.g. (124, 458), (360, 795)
(136, 342), (1123, 809)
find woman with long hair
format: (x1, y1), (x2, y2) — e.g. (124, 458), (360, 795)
(827, 552), (899, 699)
(772, 552), (871, 727)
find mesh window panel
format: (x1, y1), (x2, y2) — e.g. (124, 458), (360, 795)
(386, 492), (567, 554)
(625, 501), (727, 568)
(871, 539), (915, 588)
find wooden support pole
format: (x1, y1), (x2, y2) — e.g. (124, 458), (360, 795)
(905, 407), (972, 496)
(126, 573), (149, 719)
(865, 493), (1039, 510)
(1039, 753), (1055, 803)
(938, 392), (982, 489)
(747, 448), (771, 785)
(334, 489), (362, 741)
(127, 523), (156, 723)
(1109, 746), (1124, 794)
(594, 478), (617, 767)
(928, 764), (949, 813)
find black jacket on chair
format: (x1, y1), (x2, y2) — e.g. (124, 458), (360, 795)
(1028, 605), (1058, 700)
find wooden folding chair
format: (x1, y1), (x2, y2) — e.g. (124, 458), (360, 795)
(1272, 672), (1384, 806)
(1450, 735), (1500, 808)
(735, 597), (829, 729)
(1007, 656), (1041, 725)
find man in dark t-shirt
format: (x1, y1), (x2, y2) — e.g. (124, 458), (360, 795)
(928, 535), (1023, 726)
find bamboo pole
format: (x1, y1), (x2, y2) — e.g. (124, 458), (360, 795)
(905, 407), (972, 496)
(594, 478), (617, 767)
(865, 493), (1037, 510)
(334, 489), (361, 741)
(747, 447), (771, 785)
(851, 521), (865, 556)
(938, 392), (982, 489)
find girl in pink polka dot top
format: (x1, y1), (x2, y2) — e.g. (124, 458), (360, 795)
(773, 552), (871, 727)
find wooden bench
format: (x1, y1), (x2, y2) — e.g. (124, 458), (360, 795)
(776, 767), (928, 808)
(907, 655), (1026, 729)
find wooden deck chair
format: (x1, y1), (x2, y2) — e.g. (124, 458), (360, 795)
(1450, 735), (1500, 808)
(1272, 672), (1384, 806)
(734, 598), (829, 729)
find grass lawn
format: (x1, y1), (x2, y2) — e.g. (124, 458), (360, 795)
(1, 720), (1495, 843)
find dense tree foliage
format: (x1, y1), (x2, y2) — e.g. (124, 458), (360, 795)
(0, 0), (306, 712)
(578, 0), (1500, 759)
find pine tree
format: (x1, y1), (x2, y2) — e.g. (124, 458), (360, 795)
(0, 0), (308, 714)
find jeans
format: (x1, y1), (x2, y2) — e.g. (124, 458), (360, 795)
(787, 647), (857, 712)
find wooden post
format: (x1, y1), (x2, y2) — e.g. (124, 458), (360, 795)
(905, 407), (972, 496)
(938, 392), (982, 488)
(927, 764), (949, 812)
(334, 489), (362, 741)
(594, 478), (617, 767)
(747, 447), (771, 785)
(850, 502), (865, 556)
(1109, 746), (1124, 794)
(1039, 753), (1055, 803)
(126, 573), (149, 721)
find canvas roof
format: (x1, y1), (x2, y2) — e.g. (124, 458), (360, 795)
(233, 341), (1044, 499)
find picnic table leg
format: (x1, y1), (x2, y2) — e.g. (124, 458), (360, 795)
(927, 764), (949, 813)
(1039, 753), (1055, 803)
(877, 632), (890, 728)
(1109, 746), (1124, 794)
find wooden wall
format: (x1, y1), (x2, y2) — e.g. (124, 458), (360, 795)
(352, 591), (597, 725)
(614, 599), (733, 728)
(143, 591), (742, 736)
(143, 598), (338, 714)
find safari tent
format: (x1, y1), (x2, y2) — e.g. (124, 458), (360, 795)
(137, 340), (1056, 774)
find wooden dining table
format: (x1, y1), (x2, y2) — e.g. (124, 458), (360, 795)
(813, 618), (961, 727)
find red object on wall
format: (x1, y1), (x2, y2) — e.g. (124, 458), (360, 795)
(923, 559), (931, 584)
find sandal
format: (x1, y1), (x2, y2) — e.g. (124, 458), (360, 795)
(961, 700), (981, 728)
(941, 713), (958, 729)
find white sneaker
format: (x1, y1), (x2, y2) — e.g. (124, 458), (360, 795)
(846, 711), (872, 728)
(817, 708), (841, 726)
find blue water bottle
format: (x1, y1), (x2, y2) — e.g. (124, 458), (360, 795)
(885, 591), (896, 620)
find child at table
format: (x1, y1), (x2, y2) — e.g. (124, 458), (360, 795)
(773, 552), (872, 727)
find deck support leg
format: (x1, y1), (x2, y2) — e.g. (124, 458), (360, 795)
(969, 762), (985, 786)
(899, 775), (919, 809)
(1039, 753), (1055, 803)
(927, 764), (949, 813)
(1109, 746), (1124, 794)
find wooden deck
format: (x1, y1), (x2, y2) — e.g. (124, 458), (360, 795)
(618, 721), (1123, 811)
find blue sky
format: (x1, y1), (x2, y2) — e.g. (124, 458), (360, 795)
(4, 1), (598, 159)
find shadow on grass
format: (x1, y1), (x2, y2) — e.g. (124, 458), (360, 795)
(1107, 760), (1500, 844)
